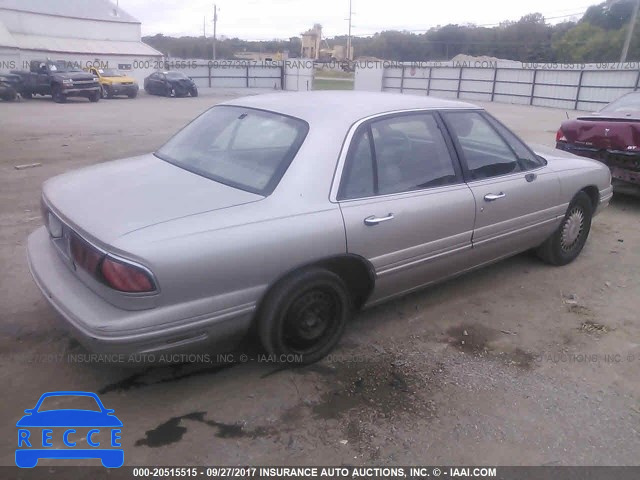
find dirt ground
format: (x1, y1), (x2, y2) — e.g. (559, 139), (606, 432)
(1, 90), (639, 470)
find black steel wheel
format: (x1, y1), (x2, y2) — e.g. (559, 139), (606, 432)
(258, 268), (351, 364)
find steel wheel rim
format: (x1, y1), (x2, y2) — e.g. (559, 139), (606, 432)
(282, 287), (341, 354)
(561, 207), (585, 252)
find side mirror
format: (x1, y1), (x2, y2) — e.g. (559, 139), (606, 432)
(105, 409), (115, 415)
(24, 409), (33, 414)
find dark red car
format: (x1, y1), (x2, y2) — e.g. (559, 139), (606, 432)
(556, 92), (640, 186)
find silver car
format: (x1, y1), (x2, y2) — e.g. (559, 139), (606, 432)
(27, 92), (613, 363)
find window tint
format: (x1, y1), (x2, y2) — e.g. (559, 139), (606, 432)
(483, 114), (544, 170)
(444, 112), (521, 180)
(156, 106), (308, 195)
(340, 128), (375, 200)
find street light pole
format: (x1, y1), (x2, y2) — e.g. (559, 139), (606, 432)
(213, 4), (218, 60)
(347, 0), (353, 61)
(621, 0), (640, 62)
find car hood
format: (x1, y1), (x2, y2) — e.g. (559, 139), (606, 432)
(43, 154), (263, 244)
(55, 72), (96, 82)
(16, 410), (123, 427)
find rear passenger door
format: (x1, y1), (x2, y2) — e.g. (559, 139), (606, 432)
(335, 112), (476, 304)
(441, 111), (562, 263)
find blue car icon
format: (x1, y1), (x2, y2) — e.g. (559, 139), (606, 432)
(16, 391), (123, 468)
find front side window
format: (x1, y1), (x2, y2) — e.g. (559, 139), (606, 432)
(483, 114), (544, 170)
(444, 111), (521, 180)
(156, 106), (309, 195)
(339, 113), (458, 199)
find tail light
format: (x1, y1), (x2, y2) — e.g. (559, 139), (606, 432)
(70, 234), (102, 274)
(101, 257), (155, 293)
(70, 233), (156, 293)
(556, 128), (567, 142)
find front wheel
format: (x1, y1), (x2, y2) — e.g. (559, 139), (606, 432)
(89, 91), (100, 102)
(191, 88), (198, 97)
(537, 191), (593, 266)
(52, 85), (66, 103)
(258, 269), (351, 364)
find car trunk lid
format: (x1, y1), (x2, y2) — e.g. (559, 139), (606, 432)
(561, 116), (640, 151)
(43, 154), (263, 244)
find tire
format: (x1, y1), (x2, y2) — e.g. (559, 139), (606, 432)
(52, 85), (66, 103)
(128, 90), (138, 99)
(537, 191), (593, 266)
(101, 85), (111, 99)
(89, 91), (100, 102)
(166, 86), (175, 97)
(191, 88), (198, 97)
(22, 91), (32, 99)
(258, 268), (351, 364)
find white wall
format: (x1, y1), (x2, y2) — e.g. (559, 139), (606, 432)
(357, 62), (640, 111)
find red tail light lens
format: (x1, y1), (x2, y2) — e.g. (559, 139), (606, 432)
(70, 234), (103, 275)
(101, 257), (155, 293)
(556, 128), (567, 142)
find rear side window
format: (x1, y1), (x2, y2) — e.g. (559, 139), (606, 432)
(444, 111), (521, 180)
(339, 113), (458, 199)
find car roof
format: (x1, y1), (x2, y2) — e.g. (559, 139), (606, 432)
(221, 91), (480, 125)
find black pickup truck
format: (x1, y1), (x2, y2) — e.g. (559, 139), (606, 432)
(12, 60), (101, 103)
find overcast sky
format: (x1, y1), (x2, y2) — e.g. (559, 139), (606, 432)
(117, 0), (595, 39)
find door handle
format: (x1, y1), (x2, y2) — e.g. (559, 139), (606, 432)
(364, 214), (394, 226)
(484, 192), (506, 201)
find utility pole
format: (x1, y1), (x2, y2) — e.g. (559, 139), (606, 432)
(213, 4), (219, 60)
(621, 0), (640, 62)
(203, 16), (206, 38)
(346, 0), (353, 61)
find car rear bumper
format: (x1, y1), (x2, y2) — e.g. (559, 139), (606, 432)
(27, 227), (253, 357)
(557, 142), (640, 186)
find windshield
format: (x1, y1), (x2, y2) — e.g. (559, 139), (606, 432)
(49, 63), (83, 73)
(166, 72), (189, 80)
(155, 106), (309, 195)
(99, 69), (123, 77)
(600, 93), (640, 114)
(37, 395), (101, 412)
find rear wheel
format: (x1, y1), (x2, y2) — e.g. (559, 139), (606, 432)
(537, 191), (593, 266)
(258, 268), (351, 364)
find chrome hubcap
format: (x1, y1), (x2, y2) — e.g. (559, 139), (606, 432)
(561, 207), (584, 251)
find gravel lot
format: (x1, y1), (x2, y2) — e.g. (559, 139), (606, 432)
(1, 90), (639, 469)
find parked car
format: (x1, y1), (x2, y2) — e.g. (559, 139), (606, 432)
(12, 60), (100, 103)
(27, 92), (612, 364)
(144, 71), (198, 97)
(87, 67), (138, 99)
(0, 72), (21, 101)
(556, 91), (640, 186)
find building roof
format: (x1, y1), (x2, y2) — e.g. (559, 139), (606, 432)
(223, 91), (478, 126)
(9, 33), (161, 56)
(0, 0), (139, 24)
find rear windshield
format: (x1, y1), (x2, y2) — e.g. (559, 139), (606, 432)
(600, 92), (640, 113)
(155, 106), (309, 195)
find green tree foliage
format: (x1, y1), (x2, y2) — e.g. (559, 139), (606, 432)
(142, 1), (639, 63)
